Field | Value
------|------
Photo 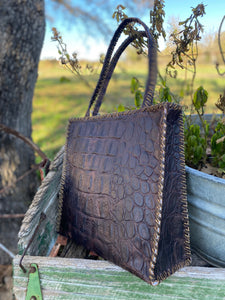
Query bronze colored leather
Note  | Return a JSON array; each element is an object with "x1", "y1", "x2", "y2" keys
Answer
[
  {"x1": 58, "y1": 104, "x2": 191, "y2": 284},
  {"x1": 57, "y1": 18, "x2": 191, "y2": 285}
]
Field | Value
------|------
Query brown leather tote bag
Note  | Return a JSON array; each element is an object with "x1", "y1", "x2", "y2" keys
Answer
[{"x1": 57, "y1": 17, "x2": 191, "y2": 285}]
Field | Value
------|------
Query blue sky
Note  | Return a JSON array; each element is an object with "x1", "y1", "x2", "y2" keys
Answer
[{"x1": 41, "y1": 0, "x2": 225, "y2": 60}]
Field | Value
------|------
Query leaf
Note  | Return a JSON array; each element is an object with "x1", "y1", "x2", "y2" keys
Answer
[
  {"x1": 179, "y1": 88, "x2": 184, "y2": 98},
  {"x1": 158, "y1": 72, "x2": 166, "y2": 86},
  {"x1": 179, "y1": 21, "x2": 186, "y2": 26},
  {"x1": 130, "y1": 77, "x2": 139, "y2": 94},
  {"x1": 193, "y1": 124, "x2": 200, "y2": 136},
  {"x1": 119, "y1": 4, "x2": 126, "y2": 10},
  {"x1": 159, "y1": 86, "x2": 172, "y2": 102},
  {"x1": 196, "y1": 145, "x2": 203, "y2": 160},
  {"x1": 188, "y1": 135, "x2": 197, "y2": 147},
  {"x1": 135, "y1": 91, "x2": 143, "y2": 108},
  {"x1": 221, "y1": 154, "x2": 225, "y2": 162},
  {"x1": 178, "y1": 54, "x2": 183, "y2": 63},
  {"x1": 165, "y1": 87, "x2": 172, "y2": 102},
  {"x1": 117, "y1": 104, "x2": 125, "y2": 112},
  {"x1": 193, "y1": 86, "x2": 208, "y2": 111},
  {"x1": 204, "y1": 121, "x2": 209, "y2": 136}
]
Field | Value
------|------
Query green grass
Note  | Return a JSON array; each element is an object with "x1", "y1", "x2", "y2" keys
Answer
[
  {"x1": 32, "y1": 59, "x2": 225, "y2": 160},
  {"x1": 158, "y1": 63, "x2": 225, "y2": 113}
]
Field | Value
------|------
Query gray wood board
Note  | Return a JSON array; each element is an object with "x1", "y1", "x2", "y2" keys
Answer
[{"x1": 13, "y1": 255, "x2": 225, "y2": 300}]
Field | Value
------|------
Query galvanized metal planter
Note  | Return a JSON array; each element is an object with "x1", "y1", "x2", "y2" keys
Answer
[
  {"x1": 186, "y1": 165, "x2": 225, "y2": 267},
  {"x1": 185, "y1": 113, "x2": 225, "y2": 267}
]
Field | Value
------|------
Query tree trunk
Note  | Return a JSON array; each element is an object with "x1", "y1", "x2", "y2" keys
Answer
[{"x1": 0, "y1": 0, "x2": 45, "y2": 264}]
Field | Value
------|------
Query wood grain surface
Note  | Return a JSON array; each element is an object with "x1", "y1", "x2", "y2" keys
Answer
[{"x1": 13, "y1": 255, "x2": 225, "y2": 300}]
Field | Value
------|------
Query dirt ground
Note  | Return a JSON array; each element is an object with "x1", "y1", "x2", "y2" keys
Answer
[{"x1": 0, "y1": 265, "x2": 14, "y2": 300}]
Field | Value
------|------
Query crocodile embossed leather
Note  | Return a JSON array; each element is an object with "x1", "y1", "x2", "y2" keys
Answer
[{"x1": 57, "y1": 18, "x2": 191, "y2": 285}]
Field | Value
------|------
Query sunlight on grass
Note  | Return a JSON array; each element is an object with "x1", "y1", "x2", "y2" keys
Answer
[{"x1": 32, "y1": 59, "x2": 225, "y2": 160}]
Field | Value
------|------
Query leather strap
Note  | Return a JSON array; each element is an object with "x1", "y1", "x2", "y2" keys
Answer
[
  {"x1": 92, "y1": 31, "x2": 147, "y2": 115},
  {"x1": 85, "y1": 17, "x2": 157, "y2": 117}
]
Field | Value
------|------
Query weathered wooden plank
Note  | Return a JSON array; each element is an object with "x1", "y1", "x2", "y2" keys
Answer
[
  {"x1": 17, "y1": 147, "x2": 64, "y2": 256},
  {"x1": 13, "y1": 256, "x2": 225, "y2": 300},
  {"x1": 17, "y1": 146, "x2": 87, "y2": 259}
]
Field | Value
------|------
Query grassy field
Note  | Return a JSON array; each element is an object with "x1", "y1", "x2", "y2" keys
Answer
[{"x1": 32, "y1": 57, "x2": 225, "y2": 160}]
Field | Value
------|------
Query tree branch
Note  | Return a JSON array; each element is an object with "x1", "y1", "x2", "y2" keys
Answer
[
  {"x1": 216, "y1": 15, "x2": 225, "y2": 76},
  {"x1": 0, "y1": 123, "x2": 48, "y2": 161}
]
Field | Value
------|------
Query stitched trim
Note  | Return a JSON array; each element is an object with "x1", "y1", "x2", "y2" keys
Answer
[
  {"x1": 149, "y1": 105, "x2": 192, "y2": 285},
  {"x1": 178, "y1": 112, "x2": 192, "y2": 261},
  {"x1": 148, "y1": 103, "x2": 168, "y2": 284},
  {"x1": 56, "y1": 122, "x2": 71, "y2": 232},
  {"x1": 68, "y1": 102, "x2": 182, "y2": 123}
]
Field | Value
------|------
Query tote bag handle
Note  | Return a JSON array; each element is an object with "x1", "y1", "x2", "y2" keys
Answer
[
  {"x1": 92, "y1": 31, "x2": 148, "y2": 115},
  {"x1": 85, "y1": 17, "x2": 157, "y2": 117}
]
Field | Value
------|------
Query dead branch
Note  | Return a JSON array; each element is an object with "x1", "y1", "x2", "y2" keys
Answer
[{"x1": 0, "y1": 123, "x2": 48, "y2": 161}]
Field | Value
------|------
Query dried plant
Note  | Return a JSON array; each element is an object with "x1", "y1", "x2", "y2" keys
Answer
[
  {"x1": 51, "y1": 27, "x2": 93, "y2": 89},
  {"x1": 166, "y1": 3, "x2": 206, "y2": 124},
  {"x1": 216, "y1": 90, "x2": 225, "y2": 114},
  {"x1": 216, "y1": 16, "x2": 225, "y2": 76},
  {"x1": 150, "y1": 0, "x2": 166, "y2": 46},
  {"x1": 112, "y1": 1, "x2": 166, "y2": 55}
]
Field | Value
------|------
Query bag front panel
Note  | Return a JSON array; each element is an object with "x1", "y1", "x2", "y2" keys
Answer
[{"x1": 59, "y1": 108, "x2": 165, "y2": 283}]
